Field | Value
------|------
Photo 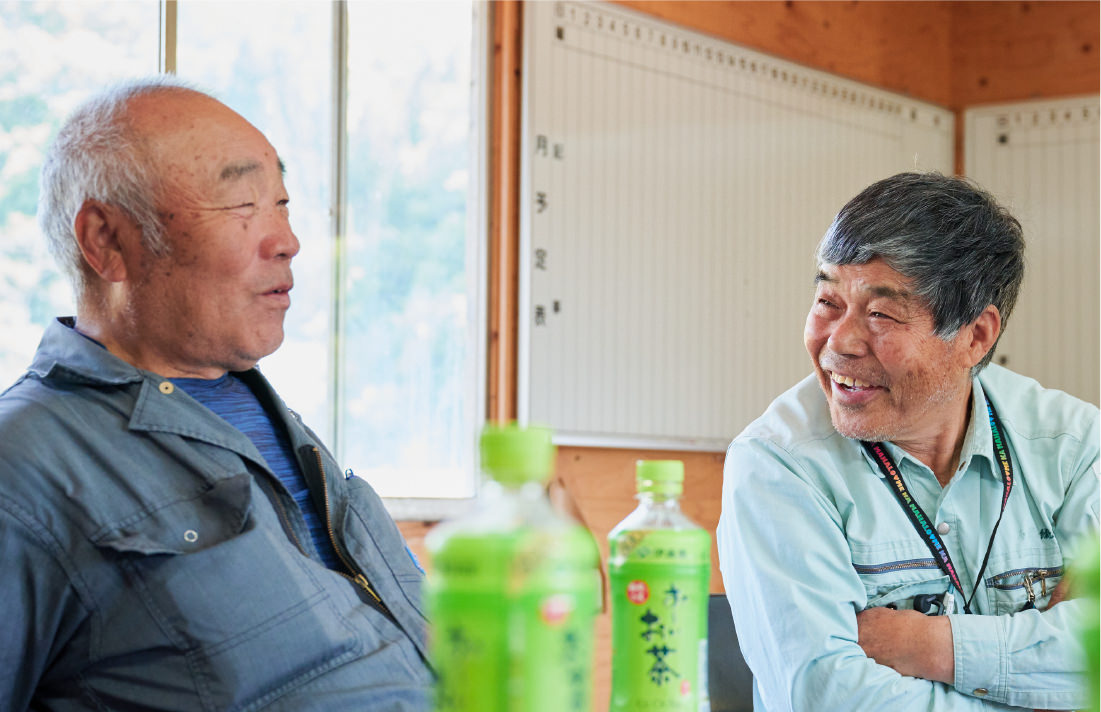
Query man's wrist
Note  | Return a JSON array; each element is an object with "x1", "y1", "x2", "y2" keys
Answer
[{"x1": 921, "y1": 614, "x2": 955, "y2": 685}]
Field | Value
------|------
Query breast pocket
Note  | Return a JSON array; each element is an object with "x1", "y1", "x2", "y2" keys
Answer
[
  {"x1": 851, "y1": 540, "x2": 950, "y2": 611},
  {"x1": 983, "y1": 545, "x2": 1065, "y2": 614},
  {"x1": 93, "y1": 473, "x2": 360, "y2": 711}
]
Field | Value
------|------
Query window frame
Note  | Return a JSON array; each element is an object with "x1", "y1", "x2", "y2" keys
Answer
[{"x1": 160, "y1": 0, "x2": 490, "y2": 519}]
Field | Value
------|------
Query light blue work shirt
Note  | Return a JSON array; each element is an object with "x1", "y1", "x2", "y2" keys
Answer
[{"x1": 717, "y1": 365, "x2": 1099, "y2": 711}]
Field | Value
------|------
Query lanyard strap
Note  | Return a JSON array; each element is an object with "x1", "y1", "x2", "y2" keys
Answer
[{"x1": 861, "y1": 402, "x2": 1013, "y2": 615}]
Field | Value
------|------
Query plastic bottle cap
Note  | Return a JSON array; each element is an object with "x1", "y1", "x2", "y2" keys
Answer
[
  {"x1": 635, "y1": 459, "x2": 684, "y2": 496},
  {"x1": 479, "y1": 423, "x2": 555, "y2": 485}
]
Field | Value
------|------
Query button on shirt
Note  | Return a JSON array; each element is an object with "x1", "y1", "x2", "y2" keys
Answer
[{"x1": 717, "y1": 365, "x2": 1099, "y2": 712}]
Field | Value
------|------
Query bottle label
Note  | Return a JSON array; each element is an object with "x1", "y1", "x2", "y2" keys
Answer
[
  {"x1": 609, "y1": 529, "x2": 711, "y2": 712},
  {"x1": 427, "y1": 530, "x2": 598, "y2": 712}
]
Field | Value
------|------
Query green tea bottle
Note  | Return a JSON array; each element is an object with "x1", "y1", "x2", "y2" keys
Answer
[
  {"x1": 1071, "y1": 534, "x2": 1100, "y2": 712},
  {"x1": 608, "y1": 460, "x2": 711, "y2": 712},
  {"x1": 424, "y1": 424, "x2": 600, "y2": 712}
]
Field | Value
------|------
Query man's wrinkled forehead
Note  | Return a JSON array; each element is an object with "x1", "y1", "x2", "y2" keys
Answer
[
  {"x1": 814, "y1": 262, "x2": 918, "y2": 304},
  {"x1": 128, "y1": 91, "x2": 284, "y2": 189}
]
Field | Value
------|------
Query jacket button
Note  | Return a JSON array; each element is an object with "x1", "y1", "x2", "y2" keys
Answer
[
  {"x1": 973, "y1": 688, "x2": 988, "y2": 697},
  {"x1": 936, "y1": 521, "x2": 950, "y2": 535},
  {"x1": 159, "y1": 381, "x2": 175, "y2": 395}
]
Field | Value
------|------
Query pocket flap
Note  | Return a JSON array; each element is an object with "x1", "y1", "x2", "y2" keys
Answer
[{"x1": 95, "y1": 474, "x2": 252, "y2": 556}]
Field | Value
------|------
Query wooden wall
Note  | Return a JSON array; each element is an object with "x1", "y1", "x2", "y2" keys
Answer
[
  {"x1": 951, "y1": 1, "x2": 1100, "y2": 107},
  {"x1": 399, "y1": 1, "x2": 1098, "y2": 707}
]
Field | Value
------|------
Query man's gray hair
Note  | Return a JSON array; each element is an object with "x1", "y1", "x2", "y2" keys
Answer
[
  {"x1": 816, "y1": 172, "x2": 1024, "y2": 373},
  {"x1": 37, "y1": 75, "x2": 198, "y2": 299}
]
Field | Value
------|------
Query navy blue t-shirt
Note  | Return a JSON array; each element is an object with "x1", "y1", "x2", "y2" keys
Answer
[{"x1": 172, "y1": 374, "x2": 343, "y2": 571}]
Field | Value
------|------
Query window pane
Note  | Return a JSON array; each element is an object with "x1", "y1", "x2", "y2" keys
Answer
[
  {"x1": 344, "y1": 2, "x2": 478, "y2": 498},
  {"x1": 176, "y1": 1, "x2": 335, "y2": 444},
  {"x1": 0, "y1": 1, "x2": 159, "y2": 388}
]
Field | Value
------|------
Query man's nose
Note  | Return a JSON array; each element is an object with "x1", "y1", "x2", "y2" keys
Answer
[
  {"x1": 265, "y1": 214, "x2": 300, "y2": 260},
  {"x1": 827, "y1": 310, "x2": 869, "y2": 357}
]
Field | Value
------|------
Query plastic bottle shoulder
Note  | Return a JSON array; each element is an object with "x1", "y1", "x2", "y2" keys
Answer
[
  {"x1": 426, "y1": 481, "x2": 600, "y2": 570},
  {"x1": 608, "y1": 498, "x2": 704, "y2": 537}
]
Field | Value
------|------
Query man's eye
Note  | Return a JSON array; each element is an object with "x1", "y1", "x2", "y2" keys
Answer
[{"x1": 870, "y1": 311, "x2": 894, "y2": 320}]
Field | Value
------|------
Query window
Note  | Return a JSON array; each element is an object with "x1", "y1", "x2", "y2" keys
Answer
[
  {"x1": 0, "y1": 1, "x2": 487, "y2": 513},
  {"x1": 0, "y1": 1, "x2": 159, "y2": 379}
]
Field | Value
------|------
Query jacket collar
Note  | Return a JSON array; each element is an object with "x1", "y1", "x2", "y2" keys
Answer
[
  {"x1": 31, "y1": 318, "x2": 269, "y2": 463},
  {"x1": 29, "y1": 317, "x2": 145, "y2": 386}
]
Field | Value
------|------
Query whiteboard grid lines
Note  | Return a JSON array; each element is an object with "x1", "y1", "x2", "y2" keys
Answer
[{"x1": 521, "y1": 1, "x2": 956, "y2": 448}]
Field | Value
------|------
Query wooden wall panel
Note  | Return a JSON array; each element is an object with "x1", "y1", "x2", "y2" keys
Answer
[
  {"x1": 951, "y1": 1, "x2": 1099, "y2": 108},
  {"x1": 612, "y1": 0, "x2": 955, "y2": 107}
]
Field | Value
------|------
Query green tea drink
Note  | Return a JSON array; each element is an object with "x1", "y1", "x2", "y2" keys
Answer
[
  {"x1": 609, "y1": 460, "x2": 711, "y2": 712},
  {"x1": 425, "y1": 424, "x2": 600, "y2": 712}
]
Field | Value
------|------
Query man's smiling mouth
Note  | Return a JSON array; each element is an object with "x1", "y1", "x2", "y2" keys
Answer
[{"x1": 828, "y1": 370, "x2": 881, "y2": 391}]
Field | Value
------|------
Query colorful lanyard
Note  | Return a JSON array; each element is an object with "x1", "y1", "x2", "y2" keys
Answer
[{"x1": 861, "y1": 402, "x2": 1013, "y2": 615}]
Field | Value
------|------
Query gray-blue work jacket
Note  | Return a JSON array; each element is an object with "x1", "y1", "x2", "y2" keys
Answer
[{"x1": 0, "y1": 318, "x2": 431, "y2": 711}]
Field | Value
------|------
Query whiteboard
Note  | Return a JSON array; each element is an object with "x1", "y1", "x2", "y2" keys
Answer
[
  {"x1": 519, "y1": 1, "x2": 954, "y2": 449},
  {"x1": 965, "y1": 96, "x2": 1101, "y2": 405}
]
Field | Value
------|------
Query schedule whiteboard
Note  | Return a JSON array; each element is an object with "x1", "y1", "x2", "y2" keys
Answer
[
  {"x1": 965, "y1": 96, "x2": 1101, "y2": 406},
  {"x1": 519, "y1": 1, "x2": 954, "y2": 449}
]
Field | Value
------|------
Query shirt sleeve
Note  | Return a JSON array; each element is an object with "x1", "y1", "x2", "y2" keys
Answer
[
  {"x1": 0, "y1": 498, "x2": 87, "y2": 712},
  {"x1": 951, "y1": 450, "x2": 1099, "y2": 710},
  {"x1": 717, "y1": 437, "x2": 1012, "y2": 712}
]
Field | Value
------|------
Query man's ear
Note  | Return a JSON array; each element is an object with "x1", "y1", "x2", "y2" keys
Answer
[
  {"x1": 964, "y1": 305, "x2": 1002, "y2": 368},
  {"x1": 73, "y1": 200, "x2": 134, "y2": 283}
]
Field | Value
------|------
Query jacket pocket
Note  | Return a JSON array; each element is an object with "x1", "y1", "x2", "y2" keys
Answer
[
  {"x1": 94, "y1": 471, "x2": 252, "y2": 557},
  {"x1": 92, "y1": 473, "x2": 360, "y2": 711},
  {"x1": 851, "y1": 540, "x2": 948, "y2": 610},
  {"x1": 984, "y1": 546, "x2": 1064, "y2": 614}
]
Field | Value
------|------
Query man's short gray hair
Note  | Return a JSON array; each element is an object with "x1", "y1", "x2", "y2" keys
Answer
[
  {"x1": 816, "y1": 172, "x2": 1024, "y2": 373},
  {"x1": 36, "y1": 75, "x2": 197, "y2": 299}
]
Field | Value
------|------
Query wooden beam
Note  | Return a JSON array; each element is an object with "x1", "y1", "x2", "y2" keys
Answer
[{"x1": 487, "y1": 0, "x2": 523, "y2": 424}]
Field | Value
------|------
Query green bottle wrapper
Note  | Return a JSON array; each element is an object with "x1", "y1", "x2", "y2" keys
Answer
[
  {"x1": 427, "y1": 525, "x2": 599, "y2": 712},
  {"x1": 609, "y1": 528, "x2": 711, "y2": 712}
]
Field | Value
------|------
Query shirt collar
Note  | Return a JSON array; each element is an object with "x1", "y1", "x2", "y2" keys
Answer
[{"x1": 959, "y1": 376, "x2": 999, "y2": 476}]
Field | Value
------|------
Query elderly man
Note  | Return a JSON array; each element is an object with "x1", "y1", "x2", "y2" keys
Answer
[
  {"x1": 0, "y1": 78, "x2": 431, "y2": 710},
  {"x1": 718, "y1": 172, "x2": 1098, "y2": 711}
]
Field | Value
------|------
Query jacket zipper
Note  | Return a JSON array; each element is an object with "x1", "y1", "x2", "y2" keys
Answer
[
  {"x1": 311, "y1": 446, "x2": 392, "y2": 618},
  {"x1": 989, "y1": 566, "x2": 1060, "y2": 591},
  {"x1": 853, "y1": 558, "x2": 940, "y2": 575},
  {"x1": 1022, "y1": 572, "x2": 1038, "y2": 608},
  {"x1": 1036, "y1": 569, "x2": 1050, "y2": 597}
]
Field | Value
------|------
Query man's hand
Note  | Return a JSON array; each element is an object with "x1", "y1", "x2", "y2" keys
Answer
[{"x1": 856, "y1": 607, "x2": 954, "y2": 684}]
